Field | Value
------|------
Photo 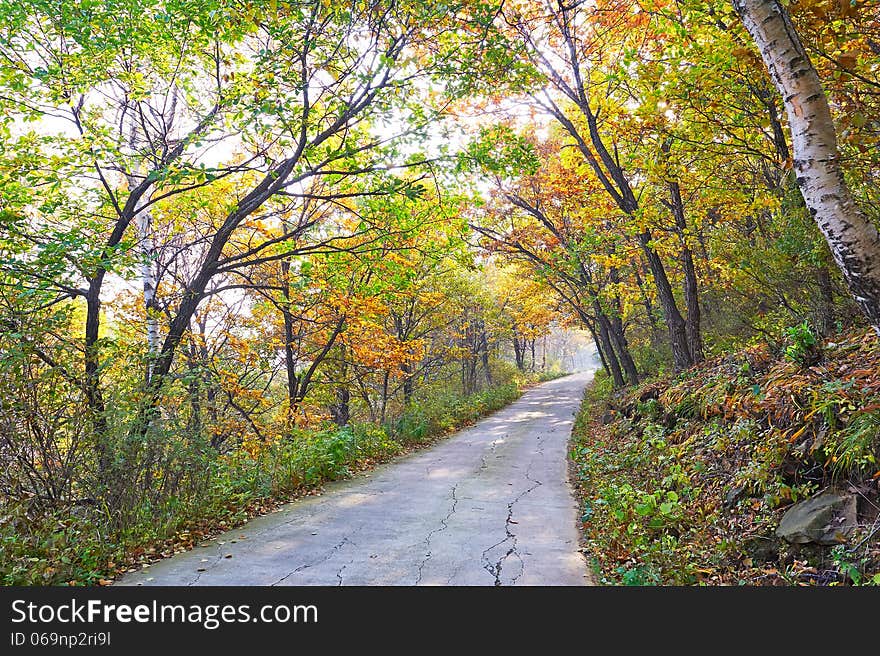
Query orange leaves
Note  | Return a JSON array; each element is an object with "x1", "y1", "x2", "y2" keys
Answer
[
  {"x1": 791, "y1": 0, "x2": 858, "y2": 23},
  {"x1": 353, "y1": 310, "x2": 425, "y2": 366},
  {"x1": 334, "y1": 294, "x2": 386, "y2": 320},
  {"x1": 344, "y1": 321, "x2": 426, "y2": 372},
  {"x1": 240, "y1": 218, "x2": 275, "y2": 239}
]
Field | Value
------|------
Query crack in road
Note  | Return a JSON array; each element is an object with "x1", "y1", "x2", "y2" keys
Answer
[
  {"x1": 415, "y1": 483, "x2": 459, "y2": 584},
  {"x1": 481, "y1": 442, "x2": 545, "y2": 586},
  {"x1": 187, "y1": 543, "x2": 224, "y2": 586},
  {"x1": 270, "y1": 533, "x2": 359, "y2": 586},
  {"x1": 336, "y1": 562, "x2": 352, "y2": 586}
]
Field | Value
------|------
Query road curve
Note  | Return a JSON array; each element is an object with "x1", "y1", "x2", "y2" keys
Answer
[{"x1": 117, "y1": 370, "x2": 596, "y2": 586}]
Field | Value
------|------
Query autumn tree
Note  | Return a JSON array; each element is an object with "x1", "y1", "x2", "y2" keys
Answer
[
  {"x1": 463, "y1": 125, "x2": 641, "y2": 387},
  {"x1": 733, "y1": 0, "x2": 880, "y2": 334},
  {"x1": 488, "y1": 0, "x2": 703, "y2": 370}
]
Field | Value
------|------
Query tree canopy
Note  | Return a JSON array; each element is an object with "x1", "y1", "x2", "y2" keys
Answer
[{"x1": 2, "y1": 0, "x2": 879, "y2": 586}]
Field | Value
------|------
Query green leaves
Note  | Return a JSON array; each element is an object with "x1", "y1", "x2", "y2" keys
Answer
[
  {"x1": 633, "y1": 490, "x2": 680, "y2": 519},
  {"x1": 403, "y1": 182, "x2": 426, "y2": 201},
  {"x1": 783, "y1": 321, "x2": 820, "y2": 367},
  {"x1": 458, "y1": 124, "x2": 540, "y2": 179}
]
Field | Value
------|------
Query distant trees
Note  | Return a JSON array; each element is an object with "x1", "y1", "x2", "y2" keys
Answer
[{"x1": 467, "y1": 131, "x2": 641, "y2": 387}]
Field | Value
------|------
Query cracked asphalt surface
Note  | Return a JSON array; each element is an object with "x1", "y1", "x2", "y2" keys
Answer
[{"x1": 116, "y1": 369, "x2": 596, "y2": 586}]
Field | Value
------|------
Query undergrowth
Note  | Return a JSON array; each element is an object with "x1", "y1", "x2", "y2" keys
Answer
[{"x1": 571, "y1": 328, "x2": 880, "y2": 586}]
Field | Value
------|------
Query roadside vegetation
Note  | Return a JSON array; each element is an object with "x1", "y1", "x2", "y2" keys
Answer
[
  {"x1": 571, "y1": 326, "x2": 880, "y2": 586},
  {"x1": 2, "y1": 365, "x2": 567, "y2": 585}
]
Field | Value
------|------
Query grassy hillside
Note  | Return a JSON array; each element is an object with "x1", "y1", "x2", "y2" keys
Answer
[{"x1": 570, "y1": 328, "x2": 880, "y2": 585}]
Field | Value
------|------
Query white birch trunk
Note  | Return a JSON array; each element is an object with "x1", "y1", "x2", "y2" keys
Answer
[
  {"x1": 128, "y1": 174, "x2": 159, "y2": 378},
  {"x1": 734, "y1": 0, "x2": 880, "y2": 334},
  {"x1": 138, "y1": 201, "x2": 159, "y2": 365}
]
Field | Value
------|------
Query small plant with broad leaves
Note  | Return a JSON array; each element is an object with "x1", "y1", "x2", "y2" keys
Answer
[{"x1": 783, "y1": 321, "x2": 821, "y2": 367}]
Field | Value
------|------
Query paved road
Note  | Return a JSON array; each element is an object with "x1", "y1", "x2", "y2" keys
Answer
[{"x1": 117, "y1": 370, "x2": 596, "y2": 586}]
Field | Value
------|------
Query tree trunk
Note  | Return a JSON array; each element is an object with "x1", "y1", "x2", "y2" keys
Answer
[
  {"x1": 396, "y1": 359, "x2": 410, "y2": 406},
  {"x1": 638, "y1": 231, "x2": 694, "y2": 370},
  {"x1": 633, "y1": 260, "x2": 659, "y2": 338},
  {"x1": 479, "y1": 323, "x2": 492, "y2": 386},
  {"x1": 682, "y1": 247, "x2": 704, "y2": 363},
  {"x1": 609, "y1": 315, "x2": 639, "y2": 385},
  {"x1": 331, "y1": 386, "x2": 350, "y2": 426},
  {"x1": 329, "y1": 350, "x2": 351, "y2": 426},
  {"x1": 734, "y1": 0, "x2": 880, "y2": 334},
  {"x1": 461, "y1": 318, "x2": 479, "y2": 395},
  {"x1": 195, "y1": 317, "x2": 221, "y2": 448},
  {"x1": 607, "y1": 268, "x2": 640, "y2": 384},
  {"x1": 584, "y1": 321, "x2": 611, "y2": 379},
  {"x1": 283, "y1": 308, "x2": 299, "y2": 423},
  {"x1": 379, "y1": 370, "x2": 389, "y2": 424},
  {"x1": 84, "y1": 277, "x2": 109, "y2": 477},
  {"x1": 668, "y1": 180, "x2": 704, "y2": 363},
  {"x1": 127, "y1": 176, "x2": 159, "y2": 382},
  {"x1": 138, "y1": 211, "x2": 159, "y2": 377},
  {"x1": 84, "y1": 279, "x2": 106, "y2": 421},
  {"x1": 594, "y1": 306, "x2": 625, "y2": 388},
  {"x1": 512, "y1": 332, "x2": 526, "y2": 372},
  {"x1": 280, "y1": 259, "x2": 299, "y2": 429},
  {"x1": 186, "y1": 333, "x2": 201, "y2": 434}
]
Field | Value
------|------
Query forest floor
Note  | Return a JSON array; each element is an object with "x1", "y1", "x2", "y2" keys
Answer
[
  {"x1": 116, "y1": 371, "x2": 596, "y2": 586},
  {"x1": 571, "y1": 327, "x2": 880, "y2": 585}
]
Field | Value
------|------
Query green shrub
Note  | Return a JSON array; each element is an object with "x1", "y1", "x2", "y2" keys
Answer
[
  {"x1": 391, "y1": 381, "x2": 521, "y2": 443},
  {"x1": 823, "y1": 408, "x2": 880, "y2": 475},
  {"x1": 783, "y1": 321, "x2": 821, "y2": 366}
]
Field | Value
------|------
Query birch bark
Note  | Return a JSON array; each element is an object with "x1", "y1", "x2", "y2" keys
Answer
[
  {"x1": 127, "y1": 177, "x2": 159, "y2": 380},
  {"x1": 734, "y1": 0, "x2": 880, "y2": 333}
]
